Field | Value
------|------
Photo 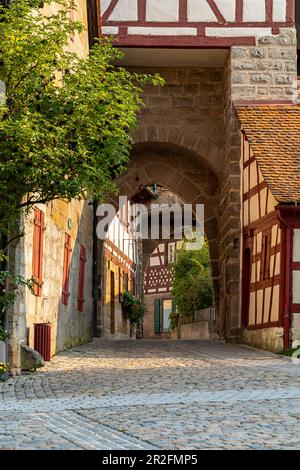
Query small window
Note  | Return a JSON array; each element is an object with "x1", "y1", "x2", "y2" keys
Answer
[
  {"x1": 168, "y1": 242, "x2": 176, "y2": 264},
  {"x1": 162, "y1": 299, "x2": 172, "y2": 332},
  {"x1": 260, "y1": 230, "x2": 271, "y2": 281}
]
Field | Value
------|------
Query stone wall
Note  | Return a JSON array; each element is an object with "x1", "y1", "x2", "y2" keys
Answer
[
  {"x1": 170, "y1": 308, "x2": 219, "y2": 341},
  {"x1": 8, "y1": 200, "x2": 93, "y2": 371},
  {"x1": 218, "y1": 53, "x2": 243, "y2": 340},
  {"x1": 242, "y1": 327, "x2": 284, "y2": 353},
  {"x1": 131, "y1": 66, "x2": 225, "y2": 177},
  {"x1": 230, "y1": 28, "x2": 297, "y2": 102}
]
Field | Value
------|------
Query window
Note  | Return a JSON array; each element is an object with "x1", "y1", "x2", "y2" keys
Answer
[
  {"x1": 260, "y1": 230, "x2": 271, "y2": 281},
  {"x1": 32, "y1": 208, "x2": 44, "y2": 297},
  {"x1": 62, "y1": 233, "x2": 72, "y2": 305},
  {"x1": 162, "y1": 299, "x2": 172, "y2": 332},
  {"x1": 110, "y1": 271, "x2": 115, "y2": 334},
  {"x1": 121, "y1": 202, "x2": 129, "y2": 226},
  {"x1": 168, "y1": 242, "x2": 176, "y2": 264},
  {"x1": 77, "y1": 245, "x2": 86, "y2": 312}
]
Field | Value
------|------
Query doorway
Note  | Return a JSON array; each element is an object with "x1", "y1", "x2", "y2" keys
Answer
[{"x1": 110, "y1": 270, "x2": 115, "y2": 334}]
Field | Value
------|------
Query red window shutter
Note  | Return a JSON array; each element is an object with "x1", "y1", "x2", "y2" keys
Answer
[
  {"x1": 32, "y1": 208, "x2": 44, "y2": 297},
  {"x1": 77, "y1": 245, "x2": 86, "y2": 312},
  {"x1": 62, "y1": 233, "x2": 72, "y2": 305}
]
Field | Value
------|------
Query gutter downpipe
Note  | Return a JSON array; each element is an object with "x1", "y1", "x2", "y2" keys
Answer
[{"x1": 276, "y1": 207, "x2": 291, "y2": 350}]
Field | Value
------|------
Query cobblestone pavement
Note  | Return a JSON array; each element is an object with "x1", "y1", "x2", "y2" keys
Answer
[{"x1": 1, "y1": 339, "x2": 300, "y2": 449}]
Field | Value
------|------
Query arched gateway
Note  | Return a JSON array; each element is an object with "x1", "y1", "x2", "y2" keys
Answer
[
  {"x1": 7, "y1": 1, "x2": 300, "y2": 372},
  {"x1": 95, "y1": 0, "x2": 300, "y2": 350}
]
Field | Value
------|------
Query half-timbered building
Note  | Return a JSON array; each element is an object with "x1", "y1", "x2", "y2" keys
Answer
[
  {"x1": 101, "y1": 200, "x2": 140, "y2": 338},
  {"x1": 143, "y1": 241, "x2": 180, "y2": 338},
  {"x1": 237, "y1": 105, "x2": 300, "y2": 351}
]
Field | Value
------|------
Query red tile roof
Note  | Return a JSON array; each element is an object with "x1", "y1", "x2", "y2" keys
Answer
[{"x1": 236, "y1": 104, "x2": 300, "y2": 203}]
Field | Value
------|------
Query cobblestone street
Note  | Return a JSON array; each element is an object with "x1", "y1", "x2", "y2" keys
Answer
[{"x1": 1, "y1": 339, "x2": 300, "y2": 450}]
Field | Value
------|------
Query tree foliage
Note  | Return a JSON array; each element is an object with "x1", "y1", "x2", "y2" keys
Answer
[
  {"x1": 0, "y1": 0, "x2": 162, "y2": 335},
  {"x1": 171, "y1": 241, "x2": 213, "y2": 323},
  {"x1": 0, "y1": 0, "x2": 162, "y2": 235}
]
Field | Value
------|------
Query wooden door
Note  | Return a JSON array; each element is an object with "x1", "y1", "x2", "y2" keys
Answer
[{"x1": 110, "y1": 271, "x2": 115, "y2": 334}]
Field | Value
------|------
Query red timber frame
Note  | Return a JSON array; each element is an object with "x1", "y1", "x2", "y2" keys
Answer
[
  {"x1": 101, "y1": 0, "x2": 295, "y2": 48},
  {"x1": 276, "y1": 205, "x2": 300, "y2": 349},
  {"x1": 242, "y1": 133, "x2": 281, "y2": 331},
  {"x1": 143, "y1": 242, "x2": 175, "y2": 295},
  {"x1": 104, "y1": 238, "x2": 136, "y2": 304}
]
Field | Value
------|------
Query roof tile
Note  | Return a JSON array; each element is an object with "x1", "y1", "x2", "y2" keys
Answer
[{"x1": 235, "y1": 104, "x2": 300, "y2": 203}]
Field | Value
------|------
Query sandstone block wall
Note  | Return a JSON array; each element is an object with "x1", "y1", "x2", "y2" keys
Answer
[
  {"x1": 230, "y1": 28, "x2": 297, "y2": 102},
  {"x1": 8, "y1": 200, "x2": 93, "y2": 370}
]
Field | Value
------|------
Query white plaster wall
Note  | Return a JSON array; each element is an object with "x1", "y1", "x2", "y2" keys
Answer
[
  {"x1": 273, "y1": 0, "x2": 287, "y2": 22},
  {"x1": 206, "y1": 27, "x2": 273, "y2": 37},
  {"x1": 294, "y1": 229, "x2": 300, "y2": 262},
  {"x1": 293, "y1": 271, "x2": 300, "y2": 304},
  {"x1": 101, "y1": 0, "x2": 111, "y2": 15},
  {"x1": 128, "y1": 27, "x2": 197, "y2": 36},
  {"x1": 243, "y1": 0, "x2": 266, "y2": 22},
  {"x1": 146, "y1": 0, "x2": 179, "y2": 22},
  {"x1": 110, "y1": 0, "x2": 138, "y2": 21},
  {"x1": 214, "y1": 0, "x2": 236, "y2": 22},
  {"x1": 187, "y1": 0, "x2": 217, "y2": 22}
]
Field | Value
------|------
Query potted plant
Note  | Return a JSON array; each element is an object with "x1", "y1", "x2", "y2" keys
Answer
[{"x1": 121, "y1": 291, "x2": 146, "y2": 338}]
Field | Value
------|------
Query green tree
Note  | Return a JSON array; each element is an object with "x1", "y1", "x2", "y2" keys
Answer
[
  {"x1": 171, "y1": 241, "x2": 213, "y2": 326},
  {"x1": 0, "y1": 0, "x2": 162, "y2": 332},
  {"x1": 0, "y1": 0, "x2": 161, "y2": 235}
]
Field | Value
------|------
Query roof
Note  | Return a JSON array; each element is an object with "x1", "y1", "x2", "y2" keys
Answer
[{"x1": 235, "y1": 104, "x2": 300, "y2": 203}]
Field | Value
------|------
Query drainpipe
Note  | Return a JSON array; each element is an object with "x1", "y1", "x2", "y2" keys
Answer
[
  {"x1": 276, "y1": 207, "x2": 292, "y2": 350},
  {"x1": 284, "y1": 227, "x2": 292, "y2": 350}
]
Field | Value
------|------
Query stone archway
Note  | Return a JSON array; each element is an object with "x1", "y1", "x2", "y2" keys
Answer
[{"x1": 114, "y1": 142, "x2": 221, "y2": 320}]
